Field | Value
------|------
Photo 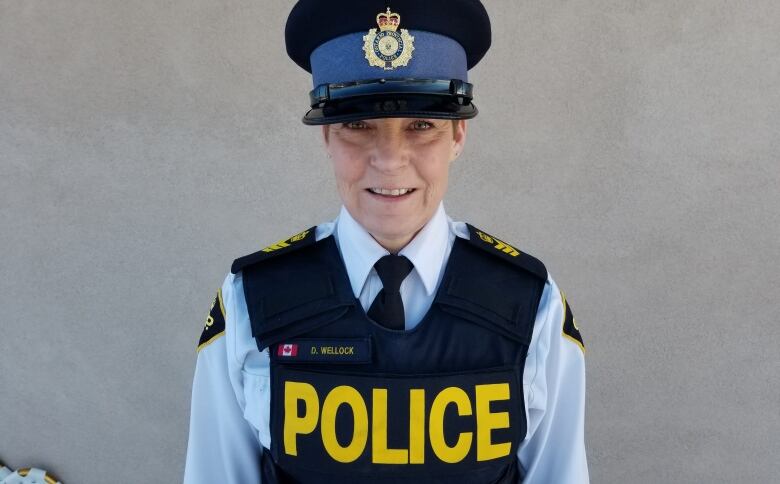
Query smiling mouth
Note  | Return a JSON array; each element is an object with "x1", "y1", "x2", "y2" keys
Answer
[{"x1": 366, "y1": 188, "x2": 416, "y2": 197}]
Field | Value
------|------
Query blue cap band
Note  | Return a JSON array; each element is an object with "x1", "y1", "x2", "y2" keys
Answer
[{"x1": 310, "y1": 30, "x2": 468, "y2": 87}]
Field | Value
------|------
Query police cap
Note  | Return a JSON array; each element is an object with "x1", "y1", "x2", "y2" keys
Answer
[{"x1": 285, "y1": 0, "x2": 492, "y2": 125}]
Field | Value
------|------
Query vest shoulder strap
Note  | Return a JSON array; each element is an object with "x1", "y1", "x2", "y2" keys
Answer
[
  {"x1": 231, "y1": 226, "x2": 317, "y2": 274},
  {"x1": 464, "y1": 223, "x2": 548, "y2": 281},
  {"x1": 237, "y1": 234, "x2": 355, "y2": 351}
]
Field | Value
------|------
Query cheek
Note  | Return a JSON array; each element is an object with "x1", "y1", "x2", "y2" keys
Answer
[
  {"x1": 417, "y1": 154, "x2": 451, "y2": 198},
  {"x1": 331, "y1": 155, "x2": 366, "y2": 195},
  {"x1": 425, "y1": 170, "x2": 449, "y2": 203}
]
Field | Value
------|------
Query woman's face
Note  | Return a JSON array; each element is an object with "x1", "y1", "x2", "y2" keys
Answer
[{"x1": 323, "y1": 117, "x2": 466, "y2": 251}]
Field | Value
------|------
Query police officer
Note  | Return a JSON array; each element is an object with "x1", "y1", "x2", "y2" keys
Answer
[{"x1": 184, "y1": 1, "x2": 588, "y2": 482}]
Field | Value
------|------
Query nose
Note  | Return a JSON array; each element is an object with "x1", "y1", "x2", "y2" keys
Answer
[{"x1": 370, "y1": 129, "x2": 409, "y2": 173}]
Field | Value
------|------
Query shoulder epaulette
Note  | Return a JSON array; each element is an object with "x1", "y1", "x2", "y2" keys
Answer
[
  {"x1": 464, "y1": 223, "x2": 548, "y2": 280},
  {"x1": 231, "y1": 226, "x2": 317, "y2": 274}
]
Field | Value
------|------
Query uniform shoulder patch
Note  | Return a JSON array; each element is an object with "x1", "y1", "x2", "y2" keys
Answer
[
  {"x1": 561, "y1": 291, "x2": 585, "y2": 354},
  {"x1": 464, "y1": 223, "x2": 548, "y2": 280},
  {"x1": 197, "y1": 288, "x2": 226, "y2": 352},
  {"x1": 231, "y1": 227, "x2": 317, "y2": 274}
]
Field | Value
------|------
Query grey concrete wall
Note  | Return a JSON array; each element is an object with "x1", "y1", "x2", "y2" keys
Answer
[{"x1": 1, "y1": 1, "x2": 778, "y2": 482}]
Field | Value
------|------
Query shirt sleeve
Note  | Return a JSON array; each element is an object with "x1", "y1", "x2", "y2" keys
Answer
[
  {"x1": 183, "y1": 273, "x2": 264, "y2": 484},
  {"x1": 517, "y1": 275, "x2": 589, "y2": 483}
]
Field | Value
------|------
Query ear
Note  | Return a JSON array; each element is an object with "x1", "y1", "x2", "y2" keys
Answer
[
  {"x1": 452, "y1": 119, "x2": 467, "y2": 159},
  {"x1": 321, "y1": 125, "x2": 335, "y2": 159}
]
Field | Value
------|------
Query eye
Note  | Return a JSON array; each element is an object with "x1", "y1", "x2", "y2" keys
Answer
[
  {"x1": 344, "y1": 121, "x2": 368, "y2": 129},
  {"x1": 410, "y1": 120, "x2": 434, "y2": 131}
]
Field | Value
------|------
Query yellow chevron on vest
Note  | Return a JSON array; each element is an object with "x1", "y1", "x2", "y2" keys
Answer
[
  {"x1": 475, "y1": 230, "x2": 519, "y2": 257},
  {"x1": 262, "y1": 229, "x2": 311, "y2": 253}
]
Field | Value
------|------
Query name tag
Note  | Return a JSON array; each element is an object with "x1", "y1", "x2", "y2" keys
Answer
[{"x1": 272, "y1": 338, "x2": 372, "y2": 364}]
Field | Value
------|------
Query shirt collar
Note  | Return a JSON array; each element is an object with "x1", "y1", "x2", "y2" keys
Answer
[
  {"x1": 398, "y1": 203, "x2": 449, "y2": 296},
  {"x1": 334, "y1": 202, "x2": 450, "y2": 298}
]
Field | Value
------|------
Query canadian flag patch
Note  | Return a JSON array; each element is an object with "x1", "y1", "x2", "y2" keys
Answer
[{"x1": 277, "y1": 343, "x2": 298, "y2": 357}]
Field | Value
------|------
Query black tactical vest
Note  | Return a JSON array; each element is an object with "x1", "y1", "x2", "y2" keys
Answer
[{"x1": 231, "y1": 224, "x2": 547, "y2": 484}]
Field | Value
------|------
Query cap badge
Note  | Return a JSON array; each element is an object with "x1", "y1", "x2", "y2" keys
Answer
[{"x1": 362, "y1": 8, "x2": 415, "y2": 70}]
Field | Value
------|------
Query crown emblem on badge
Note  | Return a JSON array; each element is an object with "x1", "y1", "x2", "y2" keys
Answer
[
  {"x1": 376, "y1": 9, "x2": 401, "y2": 31},
  {"x1": 363, "y1": 8, "x2": 415, "y2": 70}
]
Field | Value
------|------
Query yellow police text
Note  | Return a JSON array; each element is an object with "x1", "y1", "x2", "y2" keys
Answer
[{"x1": 283, "y1": 381, "x2": 512, "y2": 464}]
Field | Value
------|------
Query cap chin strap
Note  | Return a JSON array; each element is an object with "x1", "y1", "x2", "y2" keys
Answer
[{"x1": 309, "y1": 78, "x2": 473, "y2": 108}]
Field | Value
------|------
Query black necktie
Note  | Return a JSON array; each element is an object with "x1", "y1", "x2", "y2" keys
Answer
[{"x1": 367, "y1": 255, "x2": 414, "y2": 330}]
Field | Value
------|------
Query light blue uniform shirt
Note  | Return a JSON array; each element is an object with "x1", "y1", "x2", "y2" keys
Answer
[{"x1": 184, "y1": 203, "x2": 589, "y2": 483}]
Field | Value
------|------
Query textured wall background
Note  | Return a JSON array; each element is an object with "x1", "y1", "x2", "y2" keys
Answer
[{"x1": 1, "y1": 1, "x2": 778, "y2": 482}]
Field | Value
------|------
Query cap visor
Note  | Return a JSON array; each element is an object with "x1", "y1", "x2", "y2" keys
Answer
[{"x1": 302, "y1": 94, "x2": 478, "y2": 125}]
